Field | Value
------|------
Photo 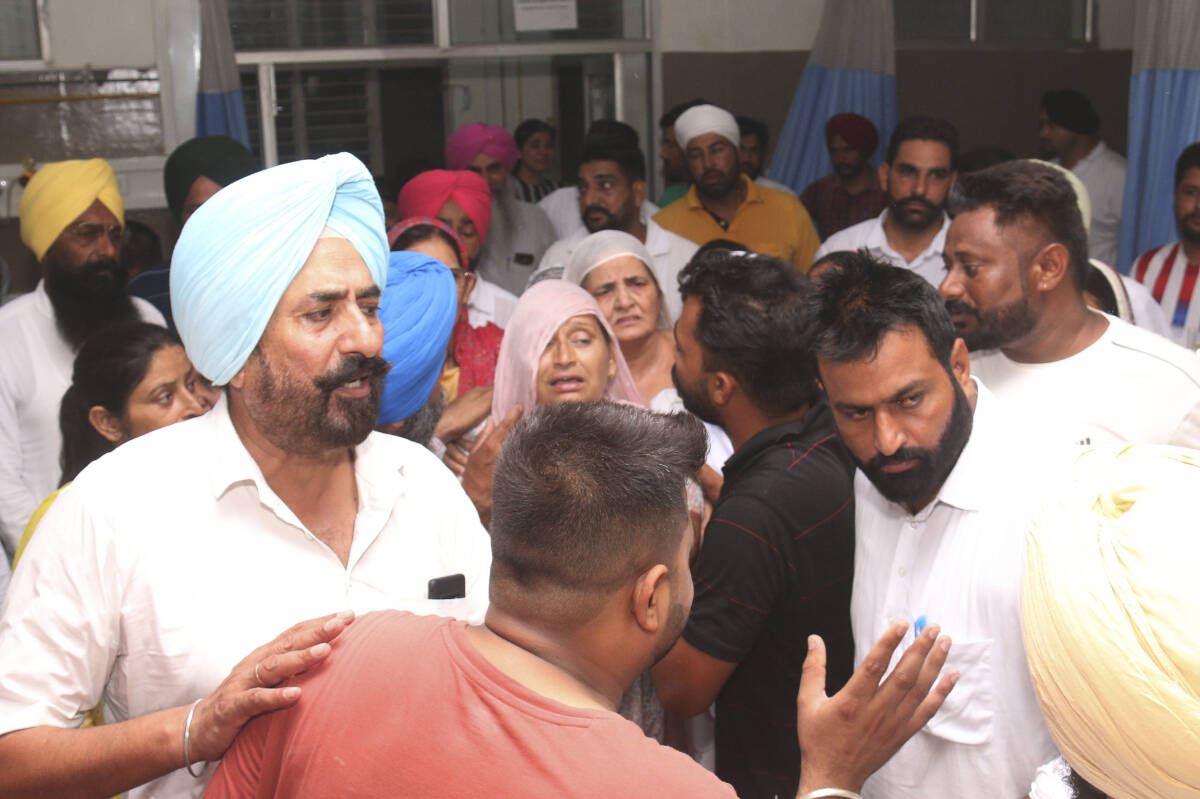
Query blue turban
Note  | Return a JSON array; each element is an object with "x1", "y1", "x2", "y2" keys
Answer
[
  {"x1": 378, "y1": 251, "x2": 458, "y2": 425},
  {"x1": 170, "y1": 152, "x2": 388, "y2": 385}
]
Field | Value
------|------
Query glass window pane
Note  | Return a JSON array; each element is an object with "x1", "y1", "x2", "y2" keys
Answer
[
  {"x1": 240, "y1": 67, "x2": 371, "y2": 166},
  {"x1": 0, "y1": 69, "x2": 162, "y2": 161},
  {"x1": 452, "y1": 0, "x2": 645, "y2": 45},
  {"x1": 229, "y1": 0, "x2": 434, "y2": 50},
  {"x1": 894, "y1": 0, "x2": 970, "y2": 43},
  {"x1": 983, "y1": 0, "x2": 1087, "y2": 42},
  {"x1": 0, "y1": 0, "x2": 40, "y2": 60}
]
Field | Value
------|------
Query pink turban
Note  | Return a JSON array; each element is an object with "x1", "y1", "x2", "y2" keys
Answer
[
  {"x1": 825, "y1": 113, "x2": 879, "y2": 158},
  {"x1": 396, "y1": 169, "x2": 492, "y2": 244},
  {"x1": 444, "y1": 123, "x2": 520, "y2": 172}
]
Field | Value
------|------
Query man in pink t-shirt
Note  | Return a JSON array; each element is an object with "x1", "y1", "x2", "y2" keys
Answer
[{"x1": 207, "y1": 403, "x2": 957, "y2": 799}]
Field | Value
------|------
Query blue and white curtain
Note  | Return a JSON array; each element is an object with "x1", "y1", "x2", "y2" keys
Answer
[
  {"x1": 196, "y1": 0, "x2": 250, "y2": 146},
  {"x1": 767, "y1": 0, "x2": 897, "y2": 195},
  {"x1": 1117, "y1": 1, "x2": 1200, "y2": 271}
]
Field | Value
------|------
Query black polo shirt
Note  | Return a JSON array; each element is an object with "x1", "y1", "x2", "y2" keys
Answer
[{"x1": 683, "y1": 400, "x2": 856, "y2": 799}]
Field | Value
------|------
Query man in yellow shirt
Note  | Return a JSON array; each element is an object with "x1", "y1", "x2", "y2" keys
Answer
[{"x1": 654, "y1": 104, "x2": 820, "y2": 272}]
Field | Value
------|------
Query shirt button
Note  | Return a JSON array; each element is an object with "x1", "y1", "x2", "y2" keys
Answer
[{"x1": 898, "y1": 567, "x2": 907, "y2": 577}]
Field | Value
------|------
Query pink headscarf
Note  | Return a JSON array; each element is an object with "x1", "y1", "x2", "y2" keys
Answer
[
  {"x1": 396, "y1": 169, "x2": 492, "y2": 244},
  {"x1": 445, "y1": 123, "x2": 520, "y2": 172},
  {"x1": 492, "y1": 280, "x2": 642, "y2": 419}
]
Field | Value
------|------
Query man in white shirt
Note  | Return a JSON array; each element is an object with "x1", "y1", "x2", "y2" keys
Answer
[
  {"x1": 1039, "y1": 89, "x2": 1126, "y2": 266},
  {"x1": 816, "y1": 116, "x2": 959, "y2": 285},
  {"x1": 537, "y1": 144, "x2": 697, "y2": 319},
  {"x1": 735, "y1": 115, "x2": 797, "y2": 197},
  {"x1": 0, "y1": 159, "x2": 164, "y2": 555},
  {"x1": 0, "y1": 153, "x2": 492, "y2": 798},
  {"x1": 806, "y1": 253, "x2": 1058, "y2": 799},
  {"x1": 1130, "y1": 141, "x2": 1200, "y2": 346},
  {"x1": 941, "y1": 159, "x2": 1200, "y2": 449}
]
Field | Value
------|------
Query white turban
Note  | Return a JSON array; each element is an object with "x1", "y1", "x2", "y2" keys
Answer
[
  {"x1": 564, "y1": 230, "x2": 669, "y2": 329},
  {"x1": 674, "y1": 104, "x2": 740, "y2": 150},
  {"x1": 1022, "y1": 444, "x2": 1200, "y2": 799},
  {"x1": 170, "y1": 152, "x2": 388, "y2": 385}
]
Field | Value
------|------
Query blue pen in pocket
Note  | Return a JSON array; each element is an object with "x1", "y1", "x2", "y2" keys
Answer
[{"x1": 913, "y1": 614, "x2": 928, "y2": 637}]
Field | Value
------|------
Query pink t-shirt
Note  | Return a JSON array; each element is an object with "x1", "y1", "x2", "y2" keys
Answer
[{"x1": 206, "y1": 611, "x2": 734, "y2": 798}]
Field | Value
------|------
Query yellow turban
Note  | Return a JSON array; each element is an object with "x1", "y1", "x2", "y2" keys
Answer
[
  {"x1": 19, "y1": 159, "x2": 124, "y2": 261},
  {"x1": 1022, "y1": 444, "x2": 1200, "y2": 799}
]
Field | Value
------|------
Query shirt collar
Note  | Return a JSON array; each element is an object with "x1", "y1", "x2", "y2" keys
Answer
[
  {"x1": 723, "y1": 400, "x2": 837, "y2": 480},
  {"x1": 919, "y1": 377, "x2": 996, "y2": 516},
  {"x1": 865, "y1": 209, "x2": 951, "y2": 263}
]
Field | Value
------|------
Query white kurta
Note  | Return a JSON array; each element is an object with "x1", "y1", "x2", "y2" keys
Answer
[
  {"x1": 537, "y1": 185, "x2": 660, "y2": 240},
  {"x1": 815, "y1": 209, "x2": 951, "y2": 287},
  {"x1": 971, "y1": 313, "x2": 1200, "y2": 449},
  {"x1": 1069, "y1": 141, "x2": 1126, "y2": 267},
  {"x1": 0, "y1": 281, "x2": 163, "y2": 555},
  {"x1": 0, "y1": 397, "x2": 492, "y2": 798},
  {"x1": 853, "y1": 381, "x2": 1058, "y2": 799}
]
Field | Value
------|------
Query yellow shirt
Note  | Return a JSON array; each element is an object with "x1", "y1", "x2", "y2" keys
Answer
[
  {"x1": 653, "y1": 176, "x2": 821, "y2": 272},
  {"x1": 438, "y1": 363, "x2": 461, "y2": 401}
]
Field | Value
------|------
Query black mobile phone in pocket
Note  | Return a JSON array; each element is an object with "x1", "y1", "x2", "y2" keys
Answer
[{"x1": 428, "y1": 573, "x2": 466, "y2": 599}]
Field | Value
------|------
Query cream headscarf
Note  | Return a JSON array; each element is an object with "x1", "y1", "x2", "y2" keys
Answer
[
  {"x1": 564, "y1": 230, "x2": 670, "y2": 330},
  {"x1": 1022, "y1": 444, "x2": 1200, "y2": 799}
]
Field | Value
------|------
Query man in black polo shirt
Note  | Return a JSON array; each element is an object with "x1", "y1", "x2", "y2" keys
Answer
[{"x1": 654, "y1": 248, "x2": 856, "y2": 799}]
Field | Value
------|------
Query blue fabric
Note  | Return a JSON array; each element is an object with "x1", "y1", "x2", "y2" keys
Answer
[
  {"x1": 1118, "y1": 68, "x2": 1200, "y2": 271},
  {"x1": 126, "y1": 260, "x2": 174, "y2": 330},
  {"x1": 378, "y1": 252, "x2": 458, "y2": 425},
  {"x1": 767, "y1": 65, "x2": 897, "y2": 198},
  {"x1": 170, "y1": 152, "x2": 388, "y2": 385},
  {"x1": 196, "y1": 89, "x2": 251, "y2": 149}
]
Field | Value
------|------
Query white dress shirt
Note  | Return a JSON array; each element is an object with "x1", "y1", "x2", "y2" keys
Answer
[
  {"x1": 0, "y1": 397, "x2": 492, "y2": 798},
  {"x1": 815, "y1": 209, "x2": 951, "y2": 287},
  {"x1": 1068, "y1": 141, "x2": 1126, "y2": 267},
  {"x1": 853, "y1": 381, "x2": 1058, "y2": 799},
  {"x1": 538, "y1": 185, "x2": 660, "y2": 240},
  {"x1": 466, "y1": 276, "x2": 518, "y2": 330},
  {"x1": 971, "y1": 313, "x2": 1200, "y2": 449},
  {"x1": 538, "y1": 214, "x2": 699, "y2": 321},
  {"x1": 0, "y1": 281, "x2": 163, "y2": 555}
]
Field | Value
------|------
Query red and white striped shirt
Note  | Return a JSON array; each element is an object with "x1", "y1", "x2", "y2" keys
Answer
[{"x1": 1133, "y1": 242, "x2": 1200, "y2": 347}]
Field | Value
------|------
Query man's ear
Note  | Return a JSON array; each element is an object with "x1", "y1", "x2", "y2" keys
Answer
[
  {"x1": 88, "y1": 405, "x2": 127, "y2": 445},
  {"x1": 708, "y1": 371, "x2": 739, "y2": 408},
  {"x1": 632, "y1": 179, "x2": 648, "y2": 209},
  {"x1": 949, "y1": 337, "x2": 972, "y2": 394},
  {"x1": 1028, "y1": 241, "x2": 1072, "y2": 295},
  {"x1": 631, "y1": 564, "x2": 671, "y2": 634}
]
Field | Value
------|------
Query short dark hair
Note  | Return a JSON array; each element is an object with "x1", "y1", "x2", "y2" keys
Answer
[
  {"x1": 956, "y1": 147, "x2": 1016, "y2": 174},
  {"x1": 490, "y1": 402, "x2": 707, "y2": 627},
  {"x1": 886, "y1": 115, "x2": 959, "y2": 168},
  {"x1": 810, "y1": 249, "x2": 862, "y2": 273},
  {"x1": 736, "y1": 115, "x2": 769, "y2": 151},
  {"x1": 59, "y1": 321, "x2": 181, "y2": 485},
  {"x1": 678, "y1": 249, "x2": 819, "y2": 414},
  {"x1": 660, "y1": 99, "x2": 709, "y2": 130},
  {"x1": 1176, "y1": 142, "x2": 1200, "y2": 188},
  {"x1": 948, "y1": 160, "x2": 1089, "y2": 287},
  {"x1": 514, "y1": 118, "x2": 555, "y2": 149},
  {"x1": 390, "y1": 223, "x2": 464, "y2": 270},
  {"x1": 694, "y1": 238, "x2": 749, "y2": 256},
  {"x1": 585, "y1": 119, "x2": 640, "y2": 149},
  {"x1": 804, "y1": 251, "x2": 957, "y2": 371},
  {"x1": 578, "y1": 144, "x2": 646, "y2": 184}
]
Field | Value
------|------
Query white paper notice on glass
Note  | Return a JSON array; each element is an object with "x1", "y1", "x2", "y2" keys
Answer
[{"x1": 513, "y1": 0, "x2": 578, "y2": 32}]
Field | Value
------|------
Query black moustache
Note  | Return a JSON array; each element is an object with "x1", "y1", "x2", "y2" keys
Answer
[
  {"x1": 943, "y1": 299, "x2": 979, "y2": 319},
  {"x1": 314, "y1": 355, "x2": 391, "y2": 392}
]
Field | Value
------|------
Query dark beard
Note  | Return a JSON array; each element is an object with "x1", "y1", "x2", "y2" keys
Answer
[
  {"x1": 1178, "y1": 213, "x2": 1200, "y2": 245},
  {"x1": 856, "y1": 376, "x2": 973, "y2": 510},
  {"x1": 695, "y1": 168, "x2": 741, "y2": 202},
  {"x1": 582, "y1": 203, "x2": 637, "y2": 234},
  {"x1": 672, "y1": 364, "x2": 721, "y2": 425},
  {"x1": 887, "y1": 194, "x2": 942, "y2": 232},
  {"x1": 946, "y1": 295, "x2": 1037, "y2": 352},
  {"x1": 43, "y1": 255, "x2": 138, "y2": 350},
  {"x1": 249, "y1": 350, "x2": 391, "y2": 456}
]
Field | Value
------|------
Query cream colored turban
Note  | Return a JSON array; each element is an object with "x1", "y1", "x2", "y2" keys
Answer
[
  {"x1": 1028, "y1": 158, "x2": 1092, "y2": 233},
  {"x1": 19, "y1": 159, "x2": 124, "y2": 261},
  {"x1": 674, "y1": 104, "x2": 740, "y2": 150},
  {"x1": 1022, "y1": 444, "x2": 1200, "y2": 799}
]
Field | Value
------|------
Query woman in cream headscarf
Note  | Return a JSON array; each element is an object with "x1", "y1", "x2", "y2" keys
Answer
[{"x1": 1023, "y1": 444, "x2": 1200, "y2": 799}]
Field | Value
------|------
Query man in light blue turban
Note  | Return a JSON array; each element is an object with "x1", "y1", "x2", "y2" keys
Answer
[
  {"x1": 0, "y1": 153, "x2": 493, "y2": 798},
  {"x1": 377, "y1": 251, "x2": 458, "y2": 445}
]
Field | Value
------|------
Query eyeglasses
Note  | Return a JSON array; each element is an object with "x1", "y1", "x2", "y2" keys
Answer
[{"x1": 67, "y1": 222, "x2": 123, "y2": 246}]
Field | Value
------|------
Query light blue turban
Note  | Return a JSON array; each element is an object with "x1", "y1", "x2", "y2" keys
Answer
[
  {"x1": 170, "y1": 152, "x2": 388, "y2": 385},
  {"x1": 378, "y1": 251, "x2": 458, "y2": 425}
]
